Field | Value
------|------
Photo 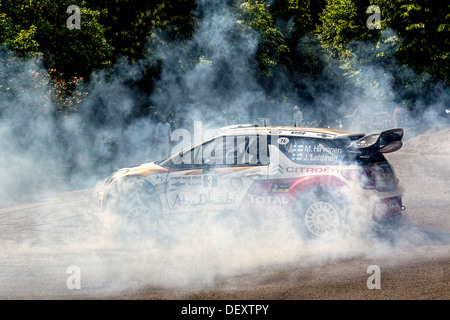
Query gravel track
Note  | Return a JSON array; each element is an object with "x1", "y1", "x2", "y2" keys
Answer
[{"x1": 0, "y1": 152, "x2": 448, "y2": 300}]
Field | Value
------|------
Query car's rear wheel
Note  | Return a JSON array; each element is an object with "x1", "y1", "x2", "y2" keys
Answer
[{"x1": 293, "y1": 187, "x2": 348, "y2": 239}]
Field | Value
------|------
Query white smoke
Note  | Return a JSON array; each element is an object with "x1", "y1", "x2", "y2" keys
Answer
[{"x1": 0, "y1": 1, "x2": 449, "y2": 299}]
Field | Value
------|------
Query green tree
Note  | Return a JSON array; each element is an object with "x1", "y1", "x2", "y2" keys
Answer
[
  {"x1": 238, "y1": 0, "x2": 289, "y2": 77},
  {"x1": 269, "y1": 0, "x2": 325, "y2": 79},
  {"x1": 0, "y1": 0, "x2": 114, "y2": 80},
  {"x1": 377, "y1": 0, "x2": 450, "y2": 84},
  {"x1": 316, "y1": 0, "x2": 449, "y2": 85},
  {"x1": 316, "y1": 0, "x2": 376, "y2": 56},
  {"x1": 91, "y1": 0, "x2": 196, "y2": 63},
  {"x1": 0, "y1": 12, "x2": 40, "y2": 56}
]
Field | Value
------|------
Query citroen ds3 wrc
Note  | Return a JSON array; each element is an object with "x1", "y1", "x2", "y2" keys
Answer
[{"x1": 98, "y1": 125, "x2": 405, "y2": 239}]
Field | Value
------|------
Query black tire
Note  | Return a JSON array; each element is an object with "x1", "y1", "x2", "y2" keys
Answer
[
  {"x1": 106, "y1": 177, "x2": 164, "y2": 241},
  {"x1": 292, "y1": 187, "x2": 348, "y2": 239}
]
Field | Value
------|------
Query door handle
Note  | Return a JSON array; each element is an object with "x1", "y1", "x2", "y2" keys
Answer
[{"x1": 245, "y1": 173, "x2": 261, "y2": 179}]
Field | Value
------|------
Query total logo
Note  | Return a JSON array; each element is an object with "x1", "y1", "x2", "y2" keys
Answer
[{"x1": 249, "y1": 194, "x2": 289, "y2": 205}]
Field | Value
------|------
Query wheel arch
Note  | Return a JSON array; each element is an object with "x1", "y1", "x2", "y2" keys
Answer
[
  {"x1": 289, "y1": 175, "x2": 349, "y2": 201},
  {"x1": 294, "y1": 185, "x2": 350, "y2": 206},
  {"x1": 102, "y1": 174, "x2": 160, "y2": 210}
]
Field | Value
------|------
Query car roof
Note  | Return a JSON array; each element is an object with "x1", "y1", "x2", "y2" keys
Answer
[{"x1": 219, "y1": 124, "x2": 365, "y2": 140}]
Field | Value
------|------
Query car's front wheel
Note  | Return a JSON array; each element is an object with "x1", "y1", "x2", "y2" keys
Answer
[
  {"x1": 106, "y1": 178, "x2": 163, "y2": 241},
  {"x1": 292, "y1": 187, "x2": 348, "y2": 239}
]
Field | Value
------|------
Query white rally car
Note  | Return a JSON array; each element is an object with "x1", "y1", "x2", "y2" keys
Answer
[{"x1": 98, "y1": 125, "x2": 405, "y2": 239}]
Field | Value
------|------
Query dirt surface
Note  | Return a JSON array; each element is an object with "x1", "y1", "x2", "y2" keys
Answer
[
  {"x1": 0, "y1": 133, "x2": 449, "y2": 300},
  {"x1": 402, "y1": 127, "x2": 450, "y2": 155}
]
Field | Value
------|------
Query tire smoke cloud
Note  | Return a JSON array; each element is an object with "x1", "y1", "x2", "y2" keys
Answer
[{"x1": 0, "y1": 0, "x2": 449, "y2": 298}]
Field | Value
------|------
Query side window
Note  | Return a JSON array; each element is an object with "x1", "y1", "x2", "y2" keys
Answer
[
  {"x1": 235, "y1": 135, "x2": 270, "y2": 166},
  {"x1": 202, "y1": 136, "x2": 237, "y2": 165},
  {"x1": 236, "y1": 136, "x2": 258, "y2": 165},
  {"x1": 205, "y1": 135, "x2": 270, "y2": 167},
  {"x1": 168, "y1": 135, "x2": 270, "y2": 169},
  {"x1": 202, "y1": 137, "x2": 227, "y2": 165},
  {"x1": 169, "y1": 137, "x2": 228, "y2": 168},
  {"x1": 170, "y1": 146, "x2": 194, "y2": 169}
]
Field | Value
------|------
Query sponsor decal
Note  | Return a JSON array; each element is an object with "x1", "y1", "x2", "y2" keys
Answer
[
  {"x1": 230, "y1": 177, "x2": 243, "y2": 193},
  {"x1": 249, "y1": 194, "x2": 288, "y2": 205},
  {"x1": 203, "y1": 175, "x2": 218, "y2": 188},
  {"x1": 171, "y1": 193, "x2": 234, "y2": 207},
  {"x1": 171, "y1": 181, "x2": 186, "y2": 188},
  {"x1": 169, "y1": 175, "x2": 202, "y2": 188},
  {"x1": 285, "y1": 167, "x2": 340, "y2": 174},
  {"x1": 271, "y1": 164, "x2": 284, "y2": 174},
  {"x1": 272, "y1": 183, "x2": 289, "y2": 193},
  {"x1": 277, "y1": 137, "x2": 289, "y2": 145}
]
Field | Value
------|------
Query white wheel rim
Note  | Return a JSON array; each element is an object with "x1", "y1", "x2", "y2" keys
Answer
[
  {"x1": 304, "y1": 201, "x2": 339, "y2": 236},
  {"x1": 123, "y1": 206, "x2": 156, "y2": 235}
]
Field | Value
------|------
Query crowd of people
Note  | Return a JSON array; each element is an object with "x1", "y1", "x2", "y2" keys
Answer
[{"x1": 152, "y1": 102, "x2": 424, "y2": 160}]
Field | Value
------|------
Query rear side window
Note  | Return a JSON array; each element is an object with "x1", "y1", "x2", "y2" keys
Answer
[{"x1": 278, "y1": 137, "x2": 354, "y2": 165}]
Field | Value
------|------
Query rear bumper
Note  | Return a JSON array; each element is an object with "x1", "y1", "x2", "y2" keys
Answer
[{"x1": 372, "y1": 195, "x2": 403, "y2": 221}]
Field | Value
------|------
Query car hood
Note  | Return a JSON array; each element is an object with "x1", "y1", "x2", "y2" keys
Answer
[{"x1": 111, "y1": 162, "x2": 168, "y2": 180}]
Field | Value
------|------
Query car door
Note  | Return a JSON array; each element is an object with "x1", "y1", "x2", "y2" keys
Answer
[
  {"x1": 164, "y1": 134, "x2": 269, "y2": 213},
  {"x1": 163, "y1": 139, "x2": 206, "y2": 213},
  {"x1": 205, "y1": 134, "x2": 270, "y2": 212}
]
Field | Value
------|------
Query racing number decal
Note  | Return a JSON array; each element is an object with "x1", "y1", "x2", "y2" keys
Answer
[
  {"x1": 203, "y1": 175, "x2": 218, "y2": 188},
  {"x1": 277, "y1": 137, "x2": 289, "y2": 145}
]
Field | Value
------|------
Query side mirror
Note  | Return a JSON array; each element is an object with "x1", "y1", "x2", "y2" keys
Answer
[{"x1": 203, "y1": 158, "x2": 211, "y2": 174}]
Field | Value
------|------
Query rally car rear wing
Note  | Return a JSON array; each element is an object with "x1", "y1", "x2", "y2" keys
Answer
[{"x1": 348, "y1": 128, "x2": 404, "y2": 154}]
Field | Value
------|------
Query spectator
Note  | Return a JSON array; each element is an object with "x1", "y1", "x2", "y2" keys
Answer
[
  {"x1": 318, "y1": 110, "x2": 329, "y2": 128},
  {"x1": 293, "y1": 105, "x2": 303, "y2": 127},
  {"x1": 393, "y1": 107, "x2": 408, "y2": 128},
  {"x1": 155, "y1": 116, "x2": 172, "y2": 159}
]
